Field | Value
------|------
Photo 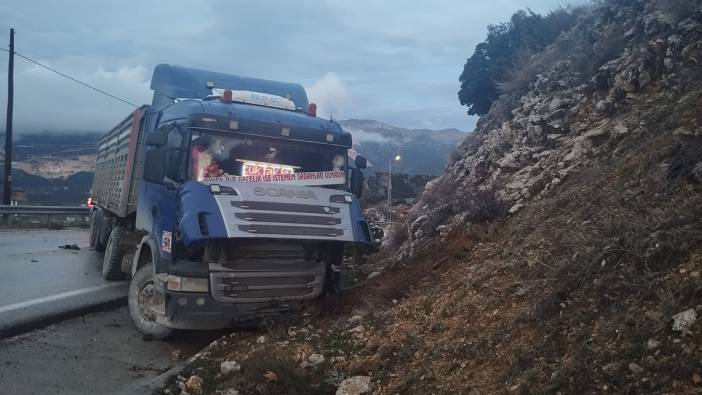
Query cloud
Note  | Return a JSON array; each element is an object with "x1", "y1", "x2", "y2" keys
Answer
[
  {"x1": 0, "y1": 61, "x2": 150, "y2": 132},
  {"x1": 342, "y1": 127, "x2": 390, "y2": 145},
  {"x1": 0, "y1": 0, "x2": 568, "y2": 133},
  {"x1": 305, "y1": 72, "x2": 350, "y2": 120}
]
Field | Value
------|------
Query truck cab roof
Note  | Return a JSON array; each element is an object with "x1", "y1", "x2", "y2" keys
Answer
[
  {"x1": 151, "y1": 64, "x2": 308, "y2": 110},
  {"x1": 150, "y1": 64, "x2": 350, "y2": 148}
]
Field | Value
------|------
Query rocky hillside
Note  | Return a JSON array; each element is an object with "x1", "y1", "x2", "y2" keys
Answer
[
  {"x1": 340, "y1": 119, "x2": 465, "y2": 175},
  {"x1": 159, "y1": 1, "x2": 702, "y2": 394},
  {"x1": 391, "y1": 0, "x2": 702, "y2": 392},
  {"x1": 1, "y1": 132, "x2": 98, "y2": 205}
]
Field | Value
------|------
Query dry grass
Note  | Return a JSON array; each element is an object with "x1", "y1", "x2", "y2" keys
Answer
[{"x1": 497, "y1": 49, "x2": 540, "y2": 96}]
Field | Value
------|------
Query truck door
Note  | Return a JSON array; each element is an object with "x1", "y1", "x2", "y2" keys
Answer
[{"x1": 141, "y1": 125, "x2": 187, "y2": 269}]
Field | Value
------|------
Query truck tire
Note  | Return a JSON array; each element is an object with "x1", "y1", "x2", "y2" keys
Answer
[
  {"x1": 128, "y1": 264, "x2": 172, "y2": 339},
  {"x1": 89, "y1": 210, "x2": 100, "y2": 248},
  {"x1": 102, "y1": 226, "x2": 125, "y2": 281},
  {"x1": 94, "y1": 212, "x2": 107, "y2": 253}
]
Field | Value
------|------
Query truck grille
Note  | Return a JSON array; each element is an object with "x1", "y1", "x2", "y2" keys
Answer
[
  {"x1": 228, "y1": 200, "x2": 345, "y2": 239},
  {"x1": 209, "y1": 241, "x2": 326, "y2": 303}
]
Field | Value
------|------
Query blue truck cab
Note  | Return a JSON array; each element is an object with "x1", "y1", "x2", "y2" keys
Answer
[{"x1": 89, "y1": 64, "x2": 379, "y2": 337}]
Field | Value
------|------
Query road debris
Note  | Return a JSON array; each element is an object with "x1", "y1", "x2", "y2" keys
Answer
[{"x1": 58, "y1": 244, "x2": 80, "y2": 251}]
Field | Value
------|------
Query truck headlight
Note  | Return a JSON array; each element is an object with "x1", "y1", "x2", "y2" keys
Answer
[
  {"x1": 332, "y1": 154, "x2": 346, "y2": 170},
  {"x1": 166, "y1": 275, "x2": 209, "y2": 292}
]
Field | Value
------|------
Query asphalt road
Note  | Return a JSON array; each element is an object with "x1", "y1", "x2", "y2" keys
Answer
[
  {"x1": 0, "y1": 229, "x2": 227, "y2": 394},
  {"x1": 0, "y1": 229, "x2": 128, "y2": 337},
  {"x1": 0, "y1": 306, "x2": 224, "y2": 395}
]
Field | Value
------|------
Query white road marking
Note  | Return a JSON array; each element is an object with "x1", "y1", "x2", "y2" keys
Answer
[{"x1": 0, "y1": 282, "x2": 126, "y2": 314}]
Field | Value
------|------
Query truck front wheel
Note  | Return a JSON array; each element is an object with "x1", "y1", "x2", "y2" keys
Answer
[
  {"x1": 102, "y1": 226, "x2": 125, "y2": 280},
  {"x1": 128, "y1": 264, "x2": 172, "y2": 339}
]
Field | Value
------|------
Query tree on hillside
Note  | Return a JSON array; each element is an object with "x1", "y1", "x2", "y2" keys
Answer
[{"x1": 458, "y1": 8, "x2": 578, "y2": 116}]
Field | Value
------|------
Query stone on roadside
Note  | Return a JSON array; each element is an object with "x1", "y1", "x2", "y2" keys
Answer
[
  {"x1": 366, "y1": 272, "x2": 380, "y2": 281},
  {"x1": 256, "y1": 335, "x2": 267, "y2": 344},
  {"x1": 692, "y1": 162, "x2": 702, "y2": 183},
  {"x1": 220, "y1": 360, "x2": 241, "y2": 375},
  {"x1": 349, "y1": 325, "x2": 365, "y2": 334},
  {"x1": 595, "y1": 99, "x2": 613, "y2": 114},
  {"x1": 348, "y1": 315, "x2": 364, "y2": 324},
  {"x1": 602, "y1": 362, "x2": 620, "y2": 375},
  {"x1": 184, "y1": 375, "x2": 204, "y2": 395},
  {"x1": 672, "y1": 308, "x2": 697, "y2": 332},
  {"x1": 646, "y1": 339, "x2": 660, "y2": 350},
  {"x1": 336, "y1": 376, "x2": 371, "y2": 395},
  {"x1": 628, "y1": 362, "x2": 644, "y2": 374},
  {"x1": 508, "y1": 203, "x2": 525, "y2": 215},
  {"x1": 308, "y1": 353, "x2": 325, "y2": 366}
]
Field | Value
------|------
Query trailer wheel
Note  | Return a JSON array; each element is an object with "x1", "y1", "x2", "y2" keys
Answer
[
  {"x1": 102, "y1": 226, "x2": 125, "y2": 281},
  {"x1": 93, "y1": 212, "x2": 107, "y2": 253},
  {"x1": 89, "y1": 210, "x2": 100, "y2": 248},
  {"x1": 128, "y1": 264, "x2": 172, "y2": 339}
]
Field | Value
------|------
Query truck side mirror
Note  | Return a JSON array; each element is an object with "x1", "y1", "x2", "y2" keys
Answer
[
  {"x1": 145, "y1": 130, "x2": 168, "y2": 146},
  {"x1": 350, "y1": 168, "x2": 364, "y2": 198},
  {"x1": 355, "y1": 155, "x2": 367, "y2": 170},
  {"x1": 143, "y1": 147, "x2": 166, "y2": 183}
]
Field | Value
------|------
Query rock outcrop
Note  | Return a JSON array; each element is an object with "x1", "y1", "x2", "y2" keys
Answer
[{"x1": 400, "y1": 0, "x2": 702, "y2": 261}]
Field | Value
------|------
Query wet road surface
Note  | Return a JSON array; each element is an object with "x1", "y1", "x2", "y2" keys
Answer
[
  {"x1": 0, "y1": 306, "x2": 225, "y2": 394},
  {"x1": 0, "y1": 229, "x2": 128, "y2": 336},
  {"x1": 0, "y1": 228, "x2": 229, "y2": 394}
]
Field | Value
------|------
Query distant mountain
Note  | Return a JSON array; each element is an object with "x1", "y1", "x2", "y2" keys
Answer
[
  {"x1": 339, "y1": 119, "x2": 465, "y2": 175},
  {"x1": 0, "y1": 132, "x2": 99, "y2": 205},
  {"x1": 1, "y1": 120, "x2": 466, "y2": 205}
]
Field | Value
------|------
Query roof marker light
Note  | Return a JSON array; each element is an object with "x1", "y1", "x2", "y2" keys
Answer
[
  {"x1": 222, "y1": 89, "x2": 233, "y2": 102},
  {"x1": 281, "y1": 127, "x2": 290, "y2": 136},
  {"x1": 229, "y1": 120, "x2": 239, "y2": 130},
  {"x1": 326, "y1": 133, "x2": 334, "y2": 142},
  {"x1": 307, "y1": 103, "x2": 317, "y2": 117}
]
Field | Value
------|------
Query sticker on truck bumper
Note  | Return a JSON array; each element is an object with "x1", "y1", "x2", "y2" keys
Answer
[{"x1": 161, "y1": 231, "x2": 172, "y2": 253}]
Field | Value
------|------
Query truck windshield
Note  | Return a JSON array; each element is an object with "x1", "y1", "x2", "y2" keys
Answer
[{"x1": 189, "y1": 131, "x2": 347, "y2": 182}]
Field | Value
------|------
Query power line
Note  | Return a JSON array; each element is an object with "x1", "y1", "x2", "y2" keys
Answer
[{"x1": 0, "y1": 47, "x2": 139, "y2": 108}]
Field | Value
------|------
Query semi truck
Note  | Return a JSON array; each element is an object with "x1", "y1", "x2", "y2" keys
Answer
[{"x1": 89, "y1": 64, "x2": 380, "y2": 338}]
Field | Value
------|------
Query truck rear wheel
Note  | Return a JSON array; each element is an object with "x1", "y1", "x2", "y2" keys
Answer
[
  {"x1": 128, "y1": 264, "x2": 172, "y2": 339},
  {"x1": 91, "y1": 211, "x2": 108, "y2": 252},
  {"x1": 102, "y1": 226, "x2": 125, "y2": 281},
  {"x1": 89, "y1": 210, "x2": 99, "y2": 248}
]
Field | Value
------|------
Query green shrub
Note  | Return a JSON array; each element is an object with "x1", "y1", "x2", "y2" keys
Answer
[{"x1": 458, "y1": 8, "x2": 578, "y2": 116}]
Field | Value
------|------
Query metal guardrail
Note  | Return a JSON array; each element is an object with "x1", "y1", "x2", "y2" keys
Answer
[
  {"x1": 0, "y1": 205, "x2": 90, "y2": 215},
  {"x1": 0, "y1": 205, "x2": 91, "y2": 229}
]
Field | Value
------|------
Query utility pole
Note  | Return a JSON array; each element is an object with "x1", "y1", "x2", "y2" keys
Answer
[{"x1": 3, "y1": 28, "x2": 14, "y2": 205}]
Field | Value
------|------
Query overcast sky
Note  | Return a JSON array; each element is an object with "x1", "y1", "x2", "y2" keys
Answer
[{"x1": 0, "y1": 0, "x2": 566, "y2": 134}]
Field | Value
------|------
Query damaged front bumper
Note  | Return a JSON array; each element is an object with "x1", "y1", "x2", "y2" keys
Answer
[{"x1": 150, "y1": 240, "x2": 330, "y2": 330}]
